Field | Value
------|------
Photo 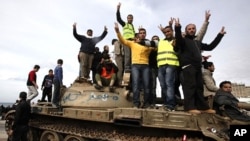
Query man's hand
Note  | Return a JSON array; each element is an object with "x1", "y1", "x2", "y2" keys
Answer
[
  {"x1": 169, "y1": 17, "x2": 175, "y2": 26},
  {"x1": 73, "y1": 22, "x2": 77, "y2": 28},
  {"x1": 220, "y1": 26, "x2": 226, "y2": 35},
  {"x1": 174, "y1": 18, "x2": 180, "y2": 27},
  {"x1": 114, "y1": 23, "x2": 119, "y2": 33},
  {"x1": 205, "y1": 10, "x2": 211, "y2": 22},
  {"x1": 104, "y1": 26, "x2": 108, "y2": 31},
  {"x1": 158, "y1": 24, "x2": 164, "y2": 31},
  {"x1": 117, "y1": 2, "x2": 121, "y2": 10}
]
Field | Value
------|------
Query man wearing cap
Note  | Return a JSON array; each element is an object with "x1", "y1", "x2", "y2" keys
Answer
[{"x1": 9, "y1": 91, "x2": 31, "y2": 141}]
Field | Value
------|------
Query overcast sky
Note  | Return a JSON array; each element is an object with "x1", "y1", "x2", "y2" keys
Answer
[{"x1": 1, "y1": 0, "x2": 250, "y2": 103}]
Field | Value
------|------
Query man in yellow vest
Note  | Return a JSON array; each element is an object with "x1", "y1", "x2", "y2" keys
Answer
[
  {"x1": 157, "y1": 26, "x2": 179, "y2": 111},
  {"x1": 140, "y1": 26, "x2": 179, "y2": 111},
  {"x1": 116, "y1": 2, "x2": 135, "y2": 85}
]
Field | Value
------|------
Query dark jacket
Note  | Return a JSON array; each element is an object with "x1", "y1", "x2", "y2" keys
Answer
[
  {"x1": 41, "y1": 74, "x2": 54, "y2": 88},
  {"x1": 12, "y1": 100, "x2": 31, "y2": 130},
  {"x1": 73, "y1": 28, "x2": 107, "y2": 54},
  {"x1": 175, "y1": 26, "x2": 224, "y2": 68},
  {"x1": 91, "y1": 51, "x2": 103, "y2": 71},
  {"x1": 213, "y1": 89, "x2": 250, "y2": 122}
]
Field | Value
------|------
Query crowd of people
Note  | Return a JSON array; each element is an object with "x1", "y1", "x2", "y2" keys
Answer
[{"x1": 9, "y1": 2, "x2": 250, "y2": 140}]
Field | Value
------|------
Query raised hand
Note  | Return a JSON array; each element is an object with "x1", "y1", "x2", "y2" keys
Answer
[
  {"x1": 114, "y1": 22, "x2": 119, "y2": 33},
  {"x1": 73, "y1": 22, "x2": 77, "y2": 28},
  {"x1": 174, "y1": 18, "x2": 180, "y2": 26},
  {"x1": 158, "y1": 24, "x2": 164, "y2": 31},
  {"x1": 220, "y1": 26, "x2": 226, "y2": 35},
  {"x1": 205, "y1": 10, "x2": 211, "y2": 22},
  {"x1": 117, "y1": 2, "x2": 121, "y2": 10},
  {"x1": 169, "y1": 17, "x2": 175, "y2": 26},
  {"x1": 104, "y1": 26, "x2": 108, "y2": 31}
]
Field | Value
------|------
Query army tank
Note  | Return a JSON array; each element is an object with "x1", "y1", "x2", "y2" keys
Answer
[{"x1": 4, "y1": 77, "x2": 231, "y2": 141}]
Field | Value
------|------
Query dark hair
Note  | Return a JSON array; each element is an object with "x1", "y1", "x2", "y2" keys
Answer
[
  {"x1": 203, "y1": 61, "x2": 213, "y2": 69},
  {"x1": 102, "y1": 53, "x2": 110, "y2": 60},
  {"x1": 219, "y1": 81, "x2": 231, "y2": 88},
  {"x1": 57, "y1": 59, "x2": 63, "y2": 64},
  {"x1": 49, "y1": 69, "x2": 53, "y2": 73},
  {"x1": 34, "y1": 65, "x2": 40, "y2": 69},
  {"x1": 151, "y1": 35, "x2": 159, "y2": 41},
  {"x1": 164, "y1": 26, "x2": 173, "y2": 31},
  {"x1": 19, "y1": 91, "x2": 27, "y2": 100},
  {"x1": 111, "y1": 39, "x2": 118, "y2": 45},
  {"x1": 139, "y1": 28, "x2": 146, "y2": 33},
  {"x1": 87, "y1": 29, "x2": 93, "y2": 33}
]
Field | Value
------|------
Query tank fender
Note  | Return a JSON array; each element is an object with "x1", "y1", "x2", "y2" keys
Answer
[{"x1": 4, "y1": 110, "x2": 15, "y2": 120}]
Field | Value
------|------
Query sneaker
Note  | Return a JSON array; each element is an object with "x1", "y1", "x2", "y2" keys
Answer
[
  {"x1": 201, "y1": 109, "x2": 216, "y2": 114},
  {"x1": 164, "y1": 106, "x2": 175, "y2": 112},
  {"x1": 188, "y1": 109, "x2": 201, "y2": 114}
]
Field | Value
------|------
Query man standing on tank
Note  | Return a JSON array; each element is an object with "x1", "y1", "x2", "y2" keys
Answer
[
  {"x1": 52, "y1": 59, "x2": 63, "y2": 108},
  {"x1": 73, "y1": 22, "x2": 108, "y2": 79},
  {"x1": 174, "y1": 18, "x2": 226, "y2": 114},
  {"x1": 116, "y1": 2, "x2": 135, "y2": 85}
]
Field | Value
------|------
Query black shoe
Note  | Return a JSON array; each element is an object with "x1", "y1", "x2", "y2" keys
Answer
[
  {"x1": 109, "y1": 86, "x2": 115, "y2": 92},
  {"x1": 94, "y1": 84, "x2": 103, "y2": 90}
]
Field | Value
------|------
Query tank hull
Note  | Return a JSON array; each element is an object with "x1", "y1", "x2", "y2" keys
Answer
[{"x1": 4, "y1": 78, "x2": 231, "y2": 141}]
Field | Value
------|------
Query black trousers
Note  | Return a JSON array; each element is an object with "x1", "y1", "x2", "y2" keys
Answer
[
  {"x1": 41, "y1": 87, "x2": 52, "y2": 102},
  {"x1": 12, "y1": 125, "x2": 29, "y2": 141},
  {"x1": 181, "y1": 65, "x2": 209, "y2": 111}
]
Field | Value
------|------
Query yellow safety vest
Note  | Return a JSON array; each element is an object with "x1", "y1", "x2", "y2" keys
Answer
[
  {"x1": 122, "y1": 23, "x2": 135, "y2": 39},
  {"x1": 157, "y1": 39, "x2": 179, "y2": 67}
]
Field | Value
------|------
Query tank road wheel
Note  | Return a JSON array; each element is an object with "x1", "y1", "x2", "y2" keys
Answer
[
  {"x1": 4, "y1": 110, "x2": 15, "y2": 141},
  {"x1": 64, "y1": 135, "x2": 87, "y2": 141},
  {"x1": 40, "y1": 130, "x2": 63, "y2": 141}
]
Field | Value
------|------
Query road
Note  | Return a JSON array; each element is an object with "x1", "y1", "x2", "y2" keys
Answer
[{"x1": 0, "y1": 120, "x2": 8, "y2": 141}]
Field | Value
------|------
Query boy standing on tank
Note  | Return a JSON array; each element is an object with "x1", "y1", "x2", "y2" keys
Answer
[
  {"x1": 52, "y1": 59, "x2": 63, "y2": 108},
  {"x1": 41, "y1": 69, "x2": 54, "y2": 102}
]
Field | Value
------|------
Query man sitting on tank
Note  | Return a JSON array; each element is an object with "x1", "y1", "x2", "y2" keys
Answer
[
  {"x1": 213, "y1": 80, "x2": 250, "y2": 124},
  {"x1": 94, "y1": 53, "x2": 118, "y2": 92}
]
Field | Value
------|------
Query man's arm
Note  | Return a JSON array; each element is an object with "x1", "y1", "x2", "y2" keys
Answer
[
  {"x1": 174, "y1": 18, "x2": 185, "y2": 52},
  {"x1": 93, "y1": 26, "x2": 108, "y2": 43},
  {"x1": 116, "y1": 2, "x2": 125, "y2": 27},
  {"x1": 203, "y1": 71, "x2": 219, "y2": 92},
  {"x1": 73, "y1": 22, "x2": 85, "y2": 42},
  {"x1": 195, "y1": 10, "x2": 211, "y2": 41},
  {"x1": 201, "y1": 26, "x2": 226, "y2": 51},
  {"x1": 114, "y1": 23, "x2": 130, "y2": 47}
]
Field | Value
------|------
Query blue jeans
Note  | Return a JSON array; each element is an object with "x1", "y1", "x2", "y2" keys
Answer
[
  {"x1": 158, "y1": 65, "x2": 177, "y2": 109},
  {"x1": 131, "y1": 64, "x2": 150, "y2": 107}
]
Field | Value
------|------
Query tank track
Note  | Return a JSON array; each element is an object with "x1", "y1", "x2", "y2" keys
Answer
[{"x1": 29, "y1": 114, "x2": 205, "y2": 141}]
